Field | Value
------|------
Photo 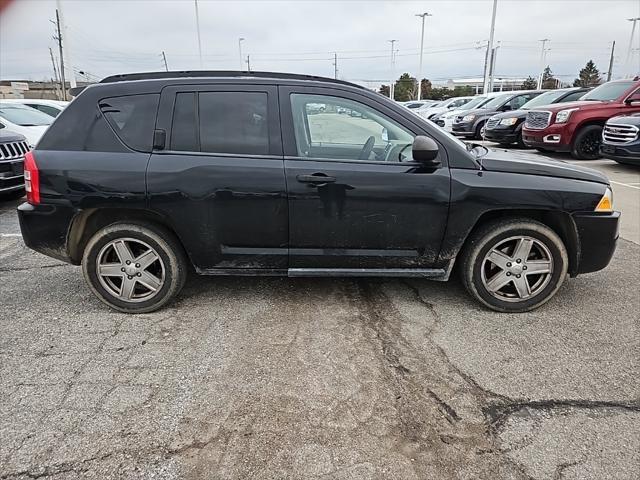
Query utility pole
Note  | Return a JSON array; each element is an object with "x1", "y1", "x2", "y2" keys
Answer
[
  {"x1": 56, "y1": 0, "x2": 75, "y2": 89},
  {"x1": 194, "y1": 0, "x2": 203, "y2": 68},
  {"x1": 54, "y1": 9, "x2": 67, "y2": 100},
  {"x1": 625, "y1": 18, "x2": 640, "y2": 76},
  {"x1": 49, "y1": 47, "x2": 62, "y2": 100},
  {"x1": 536, "y1": 38, "x2": 550, "y2": 89},
  {"x1": 238, "y1": 38, "x2": 245, "y2": 71},
  {"x1": 162, "y1": 51, "x2": 169, "y2": 71},
  {"x1": 388, "y1": 39, "x2": 397, "y2": 99},
  {"x1": 416, "y1": 12, "x2": 432, "y2": 100},
  {"x1": 482, "y1": 0, "x2": 498, "y2": 95},
  {"x1": 607, "y1": 41, "x2": 616, "y2": 81},
  {"x1": 333, "y1": 52, "x2": 338, "y2": 79},
  {"x1": 246, "y1": 55, "x2": 251, "y2": 72}
]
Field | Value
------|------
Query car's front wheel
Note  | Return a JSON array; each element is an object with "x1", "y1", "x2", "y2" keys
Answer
[
  {"x1": 82, "y1": 222, "x2": 188, "y2": 313},
  {"x1": 571, "y1": 125, "x2": 602, "y2": 160},
  {"x1": 459, "y1": 218, "x2": 568, "y2": 312}
]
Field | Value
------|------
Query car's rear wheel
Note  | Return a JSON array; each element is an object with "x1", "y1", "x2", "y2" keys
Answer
[
  {"x1": 459, "y1": 218, "x2": 568, "y2": 312},
  {"x1": 571, "y1": 125, "x2": 602, "y2": 160},
  {"x1": 82, "y1": 222, "x2": 188, "y2": 313}
]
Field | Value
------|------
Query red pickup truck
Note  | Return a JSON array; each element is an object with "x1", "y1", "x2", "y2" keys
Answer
[{"x1": 522, "y1": 78, "x2": 640, "y2": 159}]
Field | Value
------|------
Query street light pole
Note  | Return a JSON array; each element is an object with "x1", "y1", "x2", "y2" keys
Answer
[
  {"x1": 482, "y1": 0, "x2": 498, "y2": 94},
  {"x1": 238, "y1": 38, "x2": 245, "y2": 71},
  {"x1": 416, "y1": 12, "x2": 432, "y2": 100},
  {"x1": 194, "y1": 0, "x2": 203, "y2": 69},
  {"x1": 388, "y1": 39, "x2": 397, "y2": 99},
  {"x1": 625, "y1": 17, "x2": 640, "y2": 76},
  {"x1": 536, "y1": 38, "x2": 549, "y2": 89}
]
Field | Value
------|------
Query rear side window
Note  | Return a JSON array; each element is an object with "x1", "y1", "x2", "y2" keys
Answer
[
  {"x1": 99, "y1": 94, "x2": 159, "y2": 152},
  {"x1": 169, "y1": 91, "x2": 269, "y2": 155}
]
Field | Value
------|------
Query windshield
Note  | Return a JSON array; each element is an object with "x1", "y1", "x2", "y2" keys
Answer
[
  {"x1": 521, "y1": 90, "x2": 571, "y2": 109},
  {"x1": 581, "y1": 81, "x2": 634, "y2": 101},
  {"x1": 479, "y1": 94, "x2": 512, "y2": 110},
  {"x1": 0, "y1": 104, "x2": 53, "y2": 126},
  {"x1": 456, "y1": 96, "x2": 487, "y2": 111}
]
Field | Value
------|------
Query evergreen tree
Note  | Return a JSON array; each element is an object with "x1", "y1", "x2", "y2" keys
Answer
[
  {"x1": 394, "y1": 73, "x2": 418, "y2": 101},
  {"x1": 521, "y1": 76, "x2": 537, "y2": 89},
  {"x1": 541, "y1": 66, "x2": 558, "y2": 89},
  {"x1": 573, "y1": 60, "x2": 602, "y2": 87}
]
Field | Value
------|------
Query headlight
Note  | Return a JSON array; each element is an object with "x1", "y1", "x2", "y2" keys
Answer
[
  {"x1": 462, "y1": 114, "x2": 476, "y2": 122},
  {"x1": 555, "y1": 108, "x2": 578, "y2": 124},
  {"x1": 499, "y1": 117, "x2": 517, "y2": 126},
  {"x1": 595, "y1": 187, "x2": 613, "y2": 212}
]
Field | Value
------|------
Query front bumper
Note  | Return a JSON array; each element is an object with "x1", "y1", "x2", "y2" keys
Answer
[
  {"x1": 0, "y1": 159, "x2": 24, "y2": 194},
  {"x1": 522, "y1": 124, "x2": 571, "y2": 152},
  {"x1": 18, "y1": 202, "x2": 76, "y2": 264},
  {"x1": 451, "y1": 121, "x2": 475, "y2": 137},
  {"x1": 484, "y1": 127, "x2": 518, "y2": 144},
  {"x1": 600, "y1": 143, "x2": 640, "y2": 164},
  {"x1": 574, "y1": 211, "x2": 620, "y2": 275}
]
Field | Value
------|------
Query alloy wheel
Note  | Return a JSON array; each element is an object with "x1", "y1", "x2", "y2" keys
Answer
[
  {"x1": 96, "y1": 238, "x2": 165, "y2": 302},
  {"x1": 480, "y1": 236, "x2": 554, "y2": 302}
]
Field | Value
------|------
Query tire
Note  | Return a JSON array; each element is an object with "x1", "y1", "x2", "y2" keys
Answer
[
  {"x1": 571, "y1": 125, "x2": 603, "y2": 160},
  {"x1": 474, "y1": 122, "x2": 485, "y2": 140},
  {"x1": 516, "y1": 130, "x2": 527, "y2": 149},
  {"x1": 82, "y1": 222, "x2": 188, "y2": 313},
  {"x1": 459, "y1": 218, "x2": 568, "y2": 313}
]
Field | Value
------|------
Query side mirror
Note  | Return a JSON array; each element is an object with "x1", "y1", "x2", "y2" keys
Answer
[
  {"x1": 412, "y1": 135, "x2": 440, "y2": 166},
  {"x1": 626, "y1": 98, "x2": 640, "y2": 106},
  {"x1": 499, "y1": 104, "x2": 512, "y2": 111}
]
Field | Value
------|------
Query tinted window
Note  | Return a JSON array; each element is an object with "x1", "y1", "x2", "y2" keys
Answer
[
  {"x1": 100, "y1": 94, "x2": 159, "y2": 152},
  {"x1": 30, "y1": 104, "x2": 61, "y2": 117},
  {"x1": 198, "y1": 92, "x2": 268, "y2": 155},
  {"x1": 561, "y1": 90, "x2": 587, "y2": 102},
  {"x1": 290, "y1": 93, "x2": 415, "y2": 162},
  {"x1": 171, "y1": 92, "x2": 197, "y2": 151}
]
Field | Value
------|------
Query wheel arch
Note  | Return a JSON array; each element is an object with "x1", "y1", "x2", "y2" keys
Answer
[
  {"x1": 456, "y1": 209, "x2": 580, "y2": 277},
  {"x1": 67, "y1": 208, "x2": 191, "y2": 266}
]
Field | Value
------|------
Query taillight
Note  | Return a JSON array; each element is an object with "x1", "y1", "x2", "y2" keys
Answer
[{"x1": 23, "y1": 151, "x2": 40, "y2": 204}]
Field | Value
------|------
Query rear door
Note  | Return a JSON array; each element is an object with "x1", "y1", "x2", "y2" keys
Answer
[
  {"x1": 147, "y1": 84, "x2": 288, "y2": 271},
  {"x1": 280, "y1": 86, "x2": 451, "y2": 269}
]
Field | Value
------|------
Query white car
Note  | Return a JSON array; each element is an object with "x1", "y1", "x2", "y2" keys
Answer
[
  {"x1": 416, "y1": 96, "x2": 475, "y2": 120},
  {"x1": 0, "y1": 103, "x2": 53, "y2": 147},
  {"x1": 436, "y1": 92, "x2": 506, "y2": 132},
  {"x1": 402, "y1": 100, "x2": 439, "y2": 110},
  {"x1": 1, "y1": 98, "x2": 68, "y2": 118}
]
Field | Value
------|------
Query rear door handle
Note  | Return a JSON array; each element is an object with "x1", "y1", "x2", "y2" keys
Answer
[{"x1": 296, "y1": 174, "x2": 337, "y2": 184}]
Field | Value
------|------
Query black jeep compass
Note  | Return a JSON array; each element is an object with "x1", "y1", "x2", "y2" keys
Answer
[{"x1": 18, "y1": 71, "x2": 619, "y2": 313}]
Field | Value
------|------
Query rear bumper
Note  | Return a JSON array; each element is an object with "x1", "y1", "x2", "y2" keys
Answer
[
  {"x1": 18, "y1": 202, "x2": 76, "y2": 264},
  {"x1": 574, "y1": 211, "x2": 620, "y2": 274}
]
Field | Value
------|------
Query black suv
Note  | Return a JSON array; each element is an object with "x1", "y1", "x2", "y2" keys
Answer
[
  {"x1": 600, "y1": 114, "x2": 640, "y2": 165},
  {"x1": 19, "y1": 71, "x2": 619, "y2": 313},
  {"x1": 484, "y1": 87, "x2": 590, "y2": 147},
  {"x1": 452, "y1": 90, "x2": 543, "y2": 140}
]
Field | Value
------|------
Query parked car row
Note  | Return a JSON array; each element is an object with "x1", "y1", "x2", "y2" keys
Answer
[{"x1": 0, "y1": 99, "x2": 68, "y2": 199}]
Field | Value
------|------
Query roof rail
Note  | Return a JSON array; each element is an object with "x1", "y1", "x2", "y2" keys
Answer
[{"x1": 99, "y1": 70, "x2": 364, "y2": 89}]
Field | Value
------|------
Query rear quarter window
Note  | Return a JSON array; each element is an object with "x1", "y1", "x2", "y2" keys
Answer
[{"x1": 99, "y1": 94, "x2": 159, "y2": 152}]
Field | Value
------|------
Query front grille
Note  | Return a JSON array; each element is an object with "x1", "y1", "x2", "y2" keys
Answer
[
  {"x1": 0, "y1": 141, "x2": 29, "y2": 160},
  {"x1": 603, "y1": 123, "x2": 638, "y2": 144},
  {"x1": 525, "y1": 111, "x2": 551, "y2": 130},
  {"x1": 486, "y1": 118, "x2": 500, "y2": 130}
]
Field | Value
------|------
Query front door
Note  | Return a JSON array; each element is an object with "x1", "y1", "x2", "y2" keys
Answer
[
  {"x1": 280, "y1": 87, "x2": 450, "y2": 269},
  {"x1": 147, "y1": 84, "x2": 288, "y2": 271}
]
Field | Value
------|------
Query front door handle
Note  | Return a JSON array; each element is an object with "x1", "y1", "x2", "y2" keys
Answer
[{"x1": 296, "y1": 173, "x2": 337, "y2": 184}]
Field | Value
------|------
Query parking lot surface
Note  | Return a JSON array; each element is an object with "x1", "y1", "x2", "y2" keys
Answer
[{"x1": 1, "y1": 152, "x2": 639, "y2": 479}]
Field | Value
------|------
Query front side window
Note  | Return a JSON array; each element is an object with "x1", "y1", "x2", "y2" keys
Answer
[
  {"x1": 169, "y1": 91, "x2": 269, "y2": 155},
  {"x1": 509, "y1": 94, "x2": 535, "y2": 110},
  {"x1": 561, "y1": 90, "x2": 587, "y2": 102},
  {"x1": 29, "y1": 104, "x2": 61, "y2": 118},
  {"x1": 290, "y1": 93, "x2": 415, "y2": 162},
  {"x1": 100, "y1": 94, "x2": 159, "y2": 152}
]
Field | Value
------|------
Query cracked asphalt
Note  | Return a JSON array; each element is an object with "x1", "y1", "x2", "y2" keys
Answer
[{"x1": 1, "y1": 159, "x2": 639, "y2": 479}]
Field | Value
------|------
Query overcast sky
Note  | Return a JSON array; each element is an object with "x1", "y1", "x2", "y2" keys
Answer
[{"x1": 1, "y1": 0, "x2": 639, "y2": 88}]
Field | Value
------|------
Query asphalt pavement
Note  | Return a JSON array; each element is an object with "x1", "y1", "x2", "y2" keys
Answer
[{"x1": 0, "y1": 150, "x2": 638, "y2": 479}]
